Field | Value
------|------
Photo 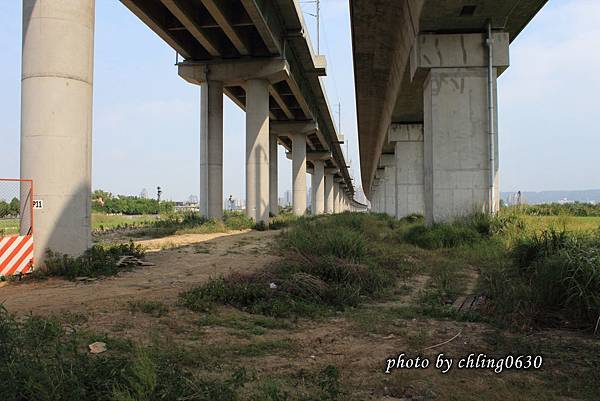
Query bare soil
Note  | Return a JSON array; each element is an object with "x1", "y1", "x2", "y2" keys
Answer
[{"x1": 1, "y1": 229, "x2": 597, "y2": 401}]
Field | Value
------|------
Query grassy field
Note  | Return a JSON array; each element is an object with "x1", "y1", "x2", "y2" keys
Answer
[
  {"x1": 0, "y1": 218, "x2": 19, "y2": 235},
  {"x1": 521, "y1": 215, "x2": 600, "y2": 233},
  {"x1": 1, "y1": 212, "x2": 599, "y2": 400}
]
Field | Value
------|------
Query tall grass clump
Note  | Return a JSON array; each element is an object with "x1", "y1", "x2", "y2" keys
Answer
[
  {"x1": 482, "y1": 228, "x2": 600, "y2": 330},
  {"x1": 41, "y1": 242, "x2": 145, "y2": 280},
  {"x1": 181, "y1": 213, "x2": 409, "y2": 317},
  {"x1": 0, "y1": 307, "x2": 249, "y2": 401}
]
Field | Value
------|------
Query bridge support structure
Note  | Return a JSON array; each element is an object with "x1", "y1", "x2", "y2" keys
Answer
[
  {"x1": 269, "y1": 132, "x2": 278, "y2": 216},
  {"x1": 411, "y1": 32, "x2": 509, "y2": 224},
  {"x1": 379, "y1": 154, "x2": 396, "y2": 217},
  {"x1": 199, "y1": 80, "x2": 224, "y2": 219},
  {"x1": 388, "y1": 124, "x2": 425, "y2": 219},
  {"x1": 21, "y1": 0, "x2": 95, "y2": 264}
]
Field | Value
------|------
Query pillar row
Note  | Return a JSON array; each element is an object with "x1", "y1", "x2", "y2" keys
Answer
[
  {"x1": 21, "y1": 0, "x2": 95, "y2": 264},
  {"x1": 245, "y1": 79, "x2": 270, "y2": 224}
]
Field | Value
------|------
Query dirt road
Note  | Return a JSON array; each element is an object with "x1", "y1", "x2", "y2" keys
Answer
[{"x1": 0, "y1": 230, "x2": 279, "y2": 315}]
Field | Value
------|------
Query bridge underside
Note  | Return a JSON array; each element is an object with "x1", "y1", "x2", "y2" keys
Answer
[
  {"x1": 351, "y1": 0, "x2": 547, "y2": 222},
  {"x1": 21, "y1": 0, "x2": 363, "y2": 265}
]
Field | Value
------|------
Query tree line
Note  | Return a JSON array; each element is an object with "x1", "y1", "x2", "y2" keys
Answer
[
  {"x1": 92, "y1": 190, "x2": 174, "y2": 215},
  {"x1": 0, "y1": 198, "x2": 20, "y2": 218}
]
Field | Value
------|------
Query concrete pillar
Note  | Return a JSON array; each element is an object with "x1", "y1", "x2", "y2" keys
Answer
[
  {"x1": 21, "y1": 0, "x2": 95, "y2": 263},
  {"x1": 291, "y1": 133, "x2": 307, "y2": 216},
  {"x1": 324, "y1": 173, "x2": 334, "y2": 214},
  {"x1": 245, "y1": 79, "x2": 270, "y2": 224},
  {"x1": 389, "y1": 124, "x2": 425, "y2": 219},
  {"x1": 200, "y1": 80, "x2": 224, "y2": 219},
  {"x1": 424, "y1": 68, "x2": 499, "y2": 224},
  {"x1": 269, "y1": 133, "x2": 278, "y2": 216},
  {"x1": 332, "y1": 182, "x2": 339, "y2": 213},
  {"x1": 311, "y1": 161, "x2": 325, "y2": 215},
  {"x1": 380, "y1": 155, "x2": 396, "y2": 217},
  {"x1": 413, "y1": 33, "x2": 508, "y2": 223}
]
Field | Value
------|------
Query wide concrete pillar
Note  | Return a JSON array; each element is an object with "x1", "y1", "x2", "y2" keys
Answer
[
  {"x1": 380, "y1": 155, "x2": 396, "y2": 217},
  {"x1": 389, "y1": 124, "x2": 425, "y2": 219},
  {"x1": 269, "y1": 133, "x2": 278, "y2": 216},
  {"x1": 21, "y1": 0, "x2": 95, "y2": 263},
  {"x1": 324, "y1": 173, "x2": 334, "y2": 214},
  {"x1": 413, "y1": 32, "x2": 508, "y2": 224},
  {"x1": 200, "y1": 80, "x2": 224, "y2": 219},
  {"x1": 245, "y1": 79, "x2": 270, "y2": 224},
  {"x1": 311, "y1": 161, "x2": 325, "y2": 215},
  {"x1": 291, "y1": 133, "x2": 307, "y2": 216}
]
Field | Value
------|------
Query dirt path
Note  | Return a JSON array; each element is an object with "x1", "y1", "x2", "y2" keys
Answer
[{"x1": 0, "y1": 230, "x2": 279, "y2": 316}]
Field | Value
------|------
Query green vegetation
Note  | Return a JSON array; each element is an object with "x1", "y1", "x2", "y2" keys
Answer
[
  {"x1": 0, "y1": 197, "x2": 19, "y2": 218},
  {"x1": 518, "y1": 202, "x2": 600, "y2": 217},
  {"x1": 127, "y1": 300, "x2": 169, "y2": 317},
  {"x1": 0, "y1": 307, "x2": 343, "y2": 401},
  {"x1": 39, "y1": 243, "x2": 145, "y2": 280},
  {"x1": 92, "y1": 190, "x2": 174, "y2": 215},
  {"x1": 180, "y1": 213, "x2": 414, "y2": 317},
  {"x1": 0, "y1": 217, "x2": 19, "y2": 236}
]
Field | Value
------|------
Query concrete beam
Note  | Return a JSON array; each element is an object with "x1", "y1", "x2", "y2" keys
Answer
[
  {"x1": 179, "y1": 58, "x2": 288, "y2": 86},
  {"x1": 159, "y1": 0, "x2": 221, "y2": 56},
  {"x1": 200, "y1": 0, "x2": 250, "y2": 56},
  {"x1": 410, "y1": 32, "x2": 510, "y2": 80},
  {"x1": 270, "y1": 120, "x2": 317, "y2": 136},
  {"x1": 268, "y1": 86, "x2": 294, "y2": 120}
]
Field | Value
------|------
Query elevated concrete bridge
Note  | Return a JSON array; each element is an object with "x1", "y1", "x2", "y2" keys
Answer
[
  {"x1": 350, "y1": 0, "x2": 548, "y2": 223},
  {"x1": 20, "y1": 0, "x2": 363, "y2": 264}
]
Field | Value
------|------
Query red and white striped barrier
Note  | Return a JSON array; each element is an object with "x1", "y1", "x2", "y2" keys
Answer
[{"x1": 0, "y1": 235, "x2": 34, "y2": 277}]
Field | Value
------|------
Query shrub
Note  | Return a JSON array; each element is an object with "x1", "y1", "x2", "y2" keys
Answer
[
  {"x1": 41, "y1": 242, "x2": 145, "y2": 280},
  {"x1": 482, "y1": 228, "x2": 600, "y2": 330},
  {"x1": 0, "y1": 307, "x2": 248, "y2": 401},
  {"x1": 404, "y1": 223, "x2": 482, "y2": 249}
]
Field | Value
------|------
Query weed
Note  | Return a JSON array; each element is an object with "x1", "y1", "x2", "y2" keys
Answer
[
  {"x1": 127, "y1": 300, "x2": 169, "y2": 317},
  {"x1": 39, "y1": 242, "x2": 145, "y2": 280}
]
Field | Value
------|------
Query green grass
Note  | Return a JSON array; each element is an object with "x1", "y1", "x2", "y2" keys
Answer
[
  {"x1": 127, "y1": 300, "x2": 169, "y2": 317},
  {"x1": 37, "y1": 242, "x2": 145, "y2": 280},
  {"x1": 0, "y1": 218, "x2": 19, "y2": 236},
  {"x1": 92, "y1": 212, "x2": 160, "y2": 232},
  {"x1": 180, "y1": 213, "x2": 415, "y2": 318}
]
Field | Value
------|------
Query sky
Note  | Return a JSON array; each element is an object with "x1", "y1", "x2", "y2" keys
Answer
[{"x1": 0, "y1": 0, "x2": 598, "y2": 202}]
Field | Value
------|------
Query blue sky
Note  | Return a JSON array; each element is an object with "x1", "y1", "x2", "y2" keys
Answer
[{"x1": 1, "y1": 0, "x2": 598, "y2": 201}]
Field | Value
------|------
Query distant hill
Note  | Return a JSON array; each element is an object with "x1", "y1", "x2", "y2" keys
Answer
[{"x1": 501, "y1": 189, "x2": 600, "y2": 205}]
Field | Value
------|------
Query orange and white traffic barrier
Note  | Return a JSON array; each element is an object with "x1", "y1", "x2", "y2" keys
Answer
[{"x1": 0, "y1": 235, "x2": 34, "y2": 277}]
